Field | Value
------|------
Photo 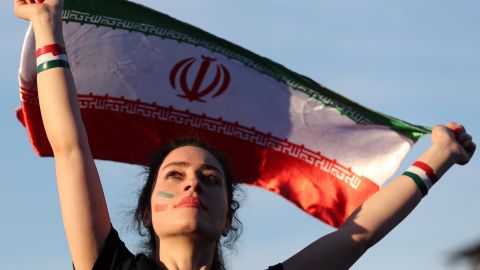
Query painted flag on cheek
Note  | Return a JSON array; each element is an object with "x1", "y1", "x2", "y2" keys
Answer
[{"x1": 16, "y1": 0, "x2": 430, "y2": 227}]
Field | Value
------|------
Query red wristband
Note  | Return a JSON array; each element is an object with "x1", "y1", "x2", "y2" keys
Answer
[
  {"x1": 35, "y1": 44, "x2": 66, "y2": 58},
  {"x1": 413, "y1": 161, "x2": 439, "y2": 184}
]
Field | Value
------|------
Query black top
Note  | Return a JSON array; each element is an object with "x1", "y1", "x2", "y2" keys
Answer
[
  {"x1": 92, "y1": 226, "x2": 161, "y2": 270},
  {"x1": 266, "y1": 263, "x2": 284, "y2": 270},
  {"x1": 73, "y1": 226, "x2": 283, "y2": 270}
]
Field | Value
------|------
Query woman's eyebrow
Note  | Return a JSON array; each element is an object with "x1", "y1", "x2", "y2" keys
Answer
[
  {"x1": 161, "y1": 161, "x2": 224, "y2": 177},
  {"x1": 161, "y1": 161, "x2": 190, "y2": 170},
  {"x1": 200, "y1": 164, "x2": 225, "y2": 177}
]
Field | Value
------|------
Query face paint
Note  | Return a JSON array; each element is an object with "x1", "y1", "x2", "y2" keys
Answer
[
  {"x1": 156, "y1": 191, "x2": 174, "y2": 199},
  {"x1": 174, "y1": 195, "x2": 204, "y2": 210},
  {"x1": 154, "y1": 204, "x2": 168, "y2": 212}
]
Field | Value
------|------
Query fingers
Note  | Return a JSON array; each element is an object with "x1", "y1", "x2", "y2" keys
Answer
[
  {"x1": 17, "y1": 0, "x2": 43, "y2": 5},
  {"x1": 456, "y1": 133, "x2": 472, "y2": 144},
  {"x1": 14, "y1": 0, "x2": 62, "y2": 21},
  {"x1": 463, "y1": 139, "x2": 476, "y2": 156},
  {"x1": 446, "y1": 122, "x2": 466, "y2": 140},
  {"x1": 458, "y1": 132, "x2": 475, "y2": 157},
  {"x1": 447, "y1": 122, "x2": 463, "y2": 131},
  {"x1": 446, "y1": 122, "x2": 476, "y2": 165},
  {"x1": 449, "y1": 123, "x2": 472, "y2": 150},
  {"x1": 456, "y1": 140, "x2": 476, "y2": 165}
]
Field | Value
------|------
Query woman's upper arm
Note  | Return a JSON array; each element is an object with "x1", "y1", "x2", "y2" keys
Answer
[
  {"x1": 54, "y1": 146, "x2": 112, "y2": 270},
  {"x1": 281, "y1": 223, "x2": 368, "y2": 270}
]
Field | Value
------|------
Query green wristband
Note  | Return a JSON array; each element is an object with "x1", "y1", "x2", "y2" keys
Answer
[
  {"x1": 403, "y1": 171, "x2": 428, "y2": 196},
  {"x1": 37, "y1": 59, "x2": 70, "y2": 74}
]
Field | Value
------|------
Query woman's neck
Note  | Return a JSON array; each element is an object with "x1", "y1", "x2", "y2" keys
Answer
[{"x1": 156, "y1": 235, "x2": 217, "y2": 270}]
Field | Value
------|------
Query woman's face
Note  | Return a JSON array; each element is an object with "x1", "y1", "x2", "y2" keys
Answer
[{"x1": 149, "y1": 146, "x2": 230, "y2": 242}]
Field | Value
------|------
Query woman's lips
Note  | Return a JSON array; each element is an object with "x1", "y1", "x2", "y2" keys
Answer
[{"x1": 175, "y1": 196, "x2": 207, "y2": 210}]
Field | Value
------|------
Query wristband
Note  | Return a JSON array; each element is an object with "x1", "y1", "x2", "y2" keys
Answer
[
  {"x1": 36, "y1": 44, "x2": 70, "y2": 74},
  {"x1": 37, "y1": 60, "x2": 70, "y2": 74},
  {"x1": 35, "y1": 44, "x2": 66, "y2": 58},
  {"x1": 412, "y1": 161, "x2": 439, "y2": 184},
  {"x1": 36, "y1": 53, "x2": 68, "y2": 67},
  {"x1": 403, "y1": 161, "x2": 438, "y2": 197}
]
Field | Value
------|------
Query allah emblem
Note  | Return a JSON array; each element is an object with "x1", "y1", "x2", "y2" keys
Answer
[{"x1": 169, "y1": 55, "x2": 231, "y2": 102}]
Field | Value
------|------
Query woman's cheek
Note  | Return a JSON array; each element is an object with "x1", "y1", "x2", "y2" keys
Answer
[
  {"x1": 153, "y1": 190, "x2": 175, "y2": 213},
  {"x1": 154, "y1": 204, "x2": 168, "y2": 212}
]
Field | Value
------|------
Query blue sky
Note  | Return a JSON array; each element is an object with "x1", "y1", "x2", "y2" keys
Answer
[{"x1": 1, "y1": 1, "x2": 479, "y2": 269}]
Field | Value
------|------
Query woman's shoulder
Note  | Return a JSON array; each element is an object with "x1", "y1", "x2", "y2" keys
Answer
[
  {"x1": 91, "y1": 226, "x2": 161, "y2": 270},
  {"x1": 134, "y1": 253, "x2": 164, "y2": 270},
  {"x1": 94, "y1": 226, "x2": 280, "y2": 270},
  {"x1": 266, "y1": 263, "x2": 284, "y2": 270}
]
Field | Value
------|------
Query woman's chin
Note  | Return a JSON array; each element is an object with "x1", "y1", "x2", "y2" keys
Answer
[{"x1": 156, "y1": 216, "x2": 221, "y2": 240}]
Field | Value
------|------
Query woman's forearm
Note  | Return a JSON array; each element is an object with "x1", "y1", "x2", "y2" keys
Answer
[
  {"x1": 33, "y1": 14, "x2": 90, "y2": 153},
  {"x1": 343, "y1": 144, "x2": 457, "y2": 248}
]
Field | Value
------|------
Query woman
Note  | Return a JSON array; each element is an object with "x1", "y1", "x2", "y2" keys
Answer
[{"x1": 14, "y1": 0, "x2": 476, "y2": 269}]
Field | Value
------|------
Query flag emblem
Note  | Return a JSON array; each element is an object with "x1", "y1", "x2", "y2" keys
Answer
[{"x1": 169, "y1": 55, "x2": 231, "y2": 102}]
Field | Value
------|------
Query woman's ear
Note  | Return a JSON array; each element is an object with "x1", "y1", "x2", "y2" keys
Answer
[{"x1": 142, "y1": 207, "x2": 152, "y2": 228}]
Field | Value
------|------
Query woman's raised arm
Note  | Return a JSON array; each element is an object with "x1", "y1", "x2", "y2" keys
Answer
[
  {"x1": 14, "y1": 1, "x2": 111, "y2": 269},
  {"x1": 282, "y1": 123, "x2": 475, "y2": 270}
]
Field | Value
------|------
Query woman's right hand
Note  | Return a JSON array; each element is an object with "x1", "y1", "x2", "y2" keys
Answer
[{"x1": 14, "y1": 0, "x2": 63, "y2": 24}]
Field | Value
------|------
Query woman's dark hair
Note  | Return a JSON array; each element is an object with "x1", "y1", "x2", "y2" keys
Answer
[
  {"x1": 451, "y1": 242, "x2": 480, "y2": 269},
  {"x1": 133, "y1": 138, "x2": 243, "y2": 270}
]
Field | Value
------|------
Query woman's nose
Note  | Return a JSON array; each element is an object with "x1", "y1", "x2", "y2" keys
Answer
[{"x1": 183, "y1": 175, "x2": 202, "y2": 192}]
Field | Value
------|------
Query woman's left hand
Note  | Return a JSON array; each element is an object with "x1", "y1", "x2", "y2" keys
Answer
[{"x1": 431, "y1": 122, "x2": 476, "y2": 166}]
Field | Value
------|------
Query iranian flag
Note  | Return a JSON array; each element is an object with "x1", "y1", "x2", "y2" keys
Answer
[{"x1": 17, "y1": 0, "x2": 429, "y2": 227}]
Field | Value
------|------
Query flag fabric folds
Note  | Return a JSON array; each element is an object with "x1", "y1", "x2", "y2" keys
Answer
[{"x1": 16, "y1": 0, "x2": 430, "y2": 227}]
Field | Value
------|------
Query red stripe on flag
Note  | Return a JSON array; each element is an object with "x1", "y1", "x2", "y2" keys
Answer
[{"x1": 17, "y1": 89, "x2": 379, "y2": 227}]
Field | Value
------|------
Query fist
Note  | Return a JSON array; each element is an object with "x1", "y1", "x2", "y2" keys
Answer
[
  {"x1": 431, "y1": 122, "x2": 476, "y2": 165},
  {"x1": 14, "y1": 0, "x2": 63, "y2": 22}
]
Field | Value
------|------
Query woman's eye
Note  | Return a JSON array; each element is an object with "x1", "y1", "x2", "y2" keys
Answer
[
  {"x1": 165, "y1": 171, "x2": 184, "y2": 180},
  {"x1": 203, "y1": 173, "x2": 220, "y2": 184}
]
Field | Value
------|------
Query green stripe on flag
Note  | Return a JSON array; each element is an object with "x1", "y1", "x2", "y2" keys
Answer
[{"x1": 62, "y1": 0, "x2": 431, "y2": 141}]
